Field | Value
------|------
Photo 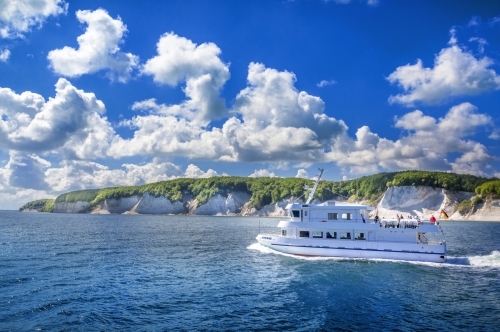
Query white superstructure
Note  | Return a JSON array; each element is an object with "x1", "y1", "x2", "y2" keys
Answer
[{"x1": 256, "y1": 169, "x2": 446, "y2": 263}]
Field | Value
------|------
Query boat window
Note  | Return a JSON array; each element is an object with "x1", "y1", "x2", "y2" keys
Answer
[
  {"x1": 292, "y1": 210, "x2": 300, "y2": 218},
  {"x1": 304, "y1": 211, "x2": 308, "y2": 217},
  {"x1": 355, "y1": 232, "x2": 366, "y2": 240},
  {"x1": 342, "y1": 213, "x2": 352, "y2": 220},
  {"x1": 326, "y1": 232, "x2": 337, "y2": 239},
  {"x1": 299, "y1": 231, "x2": 310, "y2": 238},
  {"x1": 340, "y1": 232, "x2": 351, "y2": 239},
  {"x1": 328, "y1": 213, "x2": 338, "y2": 220},
  {"x1": 282, "y1": 230, "x2": 287, "y2": 236},
  {"x1": 312, "y1": 231, "x2": 323, "y2": 238}
]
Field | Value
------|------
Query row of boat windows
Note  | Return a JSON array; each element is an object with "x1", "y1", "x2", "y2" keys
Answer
[
  {"x1": 281, "y1": 230, "x2": 366, "y2": 240},
  {"x1": 291, "y1": 210, "x2": 353, "y2": 220}
]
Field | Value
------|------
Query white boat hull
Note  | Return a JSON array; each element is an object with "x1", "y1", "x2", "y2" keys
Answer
[{"x1": 257, "y1": 235, "x2": 446, "y2": 263}]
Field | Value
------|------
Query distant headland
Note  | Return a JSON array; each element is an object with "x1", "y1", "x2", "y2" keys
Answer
[{"x1": 19, "y1": 171, "x2": 500, "y2": 221}]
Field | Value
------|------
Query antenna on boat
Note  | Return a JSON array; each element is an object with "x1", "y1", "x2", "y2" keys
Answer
[{"x1": 305, "y1": 168, "x2": 324, "y2": 204}]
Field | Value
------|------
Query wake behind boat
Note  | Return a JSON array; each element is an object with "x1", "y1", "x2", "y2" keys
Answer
[{"x1": 256, "y1": 169, "x2": 446, "y2": 263}]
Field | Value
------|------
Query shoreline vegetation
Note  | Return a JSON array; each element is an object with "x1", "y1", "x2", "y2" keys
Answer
[{"x1": 19, "y1": 171, "x2": 499, "y2": 217}]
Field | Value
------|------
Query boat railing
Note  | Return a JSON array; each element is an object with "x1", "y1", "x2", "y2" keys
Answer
[{"x1": 279, "y1": 218, "x2": 436, "y2": 229}]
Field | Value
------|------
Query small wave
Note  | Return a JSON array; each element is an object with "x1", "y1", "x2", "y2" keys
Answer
[
  {"x1": 446, "y1": 250, "x2": 500, "y2": 268},
  {"x1": 247, "y1": 243, "x2": 336, "y2": 260}
]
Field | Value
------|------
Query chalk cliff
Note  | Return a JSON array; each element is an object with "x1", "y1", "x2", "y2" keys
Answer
[
  {"x1": 374, "y1": 186, "x2": 499, "y2": 221},
  {"x1": 44, "y1": 186, "x2": 499, "y2": 220},
  {"x1": 54, "y1": 201, "x2": 90, "y2": 213}
]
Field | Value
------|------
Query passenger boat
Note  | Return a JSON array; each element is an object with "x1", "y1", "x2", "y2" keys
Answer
[{"x1": 256, "y1": 169, "x2": 447, "y2": 263}]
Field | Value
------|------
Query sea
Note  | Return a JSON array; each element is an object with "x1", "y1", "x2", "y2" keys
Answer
[{"x1": 1, "y1": 211, "x2": 499, "y2": 331}]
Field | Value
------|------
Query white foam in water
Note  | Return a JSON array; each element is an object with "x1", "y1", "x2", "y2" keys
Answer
[
  {"x1": 447, "y1": 250, "x2": 500, "y2": 268},
  {"x1": 247, "y1": 243, "x2": 349, "y2": 261},
  {"x1": 248, "y1": 243, "x2": 500, "y2": 268}
]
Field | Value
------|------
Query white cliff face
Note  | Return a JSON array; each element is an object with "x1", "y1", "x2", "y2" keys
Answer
[
  {"x1": 91, "y1": 196, "x2": 140, "y2": 214},
  {"x1": 192, "y1": 192, "x2": 251, "y2": 215},
  {"x1": 133, "y1": 192, "x2": 186, "y2": 214},
  {"x1": 376, "y1": 186, "x2": 474, "y2": 219},
  {"x1": 450, "y1": 197, "x2": 500, "y2": 221},
  {"x1": 54, "y1": 201, "x2": 90, "y2": 213}
]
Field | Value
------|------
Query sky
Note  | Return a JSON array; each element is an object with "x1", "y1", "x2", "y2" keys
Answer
[{"x1": 1, "y1": 0, "x2": 500, "y2": 209}]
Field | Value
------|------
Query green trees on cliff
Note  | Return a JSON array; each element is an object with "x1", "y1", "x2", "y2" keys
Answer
[
  {"x1": 475, "y1": 180, "x2": 500, "y2": 196},
  {"x1": 18, "y1": 199, "x2": 55, "y2": 212}
]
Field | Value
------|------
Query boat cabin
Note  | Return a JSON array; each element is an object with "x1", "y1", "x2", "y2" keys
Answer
[{"x1": 286, "y1": 201, "x2": 375, "y2": 223}]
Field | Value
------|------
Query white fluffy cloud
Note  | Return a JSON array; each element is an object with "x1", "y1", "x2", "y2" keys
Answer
[
  {"x1": 140, "y1": 32, "x2": 229, "y2": 124},
  {"x1": 47, "y1": 9, "x2": 138, "y2": 82},
  {"x1": 109, "y1": 115, "x2": 234, "y2": 160},
  {"x1": 387, "y1": 42, "x2": 500, "y2": 106},
  {"x1": 45, "y1": 158, "x2": 184, "y2": 192},
  {"x1": 184, "y1": 164, "x2": 220, "y2": 178},
  {"x1": 0, "y1": 78, "x2": 115, "y2": 158},
  {"x1": 327, "y1": 102, "x2": 494, "y2": 176},
  {"x1": 0, "y1": 152, "x2": 53, "y2": 209},
  {"x1": 111, "y1": 62, "x2": 346, "y2": 163},
  {"x1": 0, "y1": 0, "x2": 67, "y2": 38},
  {"x1": 4, "y1": 151, "x2": 51, "y2": 190},
  {"x1": 249, "y1": 169, "x2": 277, "y2": 178},
  {"x1": 229, "y1": 62, "x2": 346, "y2": 161},
  {"x1": 295, "y1": 169, "x2": 309, "y2": 178}
]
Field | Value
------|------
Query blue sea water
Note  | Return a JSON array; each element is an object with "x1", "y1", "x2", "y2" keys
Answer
[{"x1": 1, "y1": 211, "x2": 499, "y2": 331}]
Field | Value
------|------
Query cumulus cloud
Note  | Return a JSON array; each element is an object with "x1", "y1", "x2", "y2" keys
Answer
[
  {"x1": 45, "y1": 158, "x2": 183, "y2": 192},
  {"x1": 0, "y1": 78, "x2": 115, "y2": 158},
  {"x1": 184, "y1": 164, "x2": 220, "y2": 178},
  {"x1": 0, "y1": 152, "x2": 54, "y2": 209},
  {"x1": 327, "y1": 102, "x2": 494, "y2": 176},
  {"x1": 47, "y1": 9, "x2": 138, "y2": 82},
  {"x1": 0, "y1": 49, "x2": 10, "y2": 62},
  {"x1": 295, "y1": 169, "x2": 309, "y2": 178},
  {"x1": 108, "y1": 115, "x2": 234, "y2": 160},
  {"x1": 140, "y1": 32, "x2": 229, "y2": 124},
  {"x1": 0, "y1": 0, "x2": 67, "y2": 38},
  {"x1": 387, "y1": 41, "x2": 500, "y2": 106},
  {"x1": 229, "y1": 62, "x2": 346, "y2": 160},
  {"x1": 111, "y1": 62, "x2": 347, "y2": 163},
  {"x1": 4, "y1": 151, "x2": 51, "y2": 190},
  {"x1": 249, "y1": 169, "x2": 276, "y2": 178}
]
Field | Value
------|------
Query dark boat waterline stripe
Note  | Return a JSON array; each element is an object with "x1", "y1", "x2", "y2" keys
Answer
[{"x1": 270, "y1": 243, "x2": 445, "y2": 255}]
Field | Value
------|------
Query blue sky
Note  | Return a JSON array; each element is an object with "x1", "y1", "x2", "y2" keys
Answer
[{"x1": 1, "y1": 0, "x2": 500, "y2": 209}]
